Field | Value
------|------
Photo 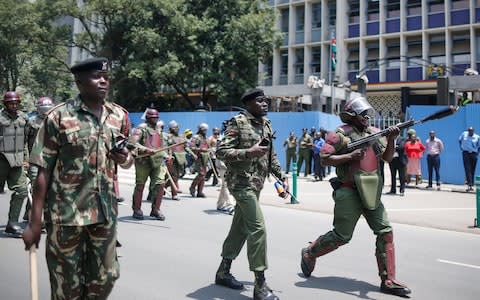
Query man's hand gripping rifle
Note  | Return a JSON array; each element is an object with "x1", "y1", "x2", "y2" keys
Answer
[{"x1": 347, "y1": 106, "x2": 458, "y2": 151}]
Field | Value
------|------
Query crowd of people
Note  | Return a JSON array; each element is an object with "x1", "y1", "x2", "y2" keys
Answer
[{"x1": 0, "y1": 56, "x2": 478, "y2": 300}]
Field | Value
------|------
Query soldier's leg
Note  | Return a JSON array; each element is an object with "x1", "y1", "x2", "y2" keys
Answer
[
  {"x1": 296, "y1": 151, "x2": 304, "y2": 175},
  {"x1": 84, "y1": 221, "x2": 119, "y2": 299},
  {"x1": 301, "y1": 188, "x2": 363, "y2": 277},
  {"x1": 196, "y1": 166, "x2": 207, "y2": 198},
  {"x1": 150, "y1": 165, "x2": 166, "y2": 220},
  {"x1": 45, "y1": 224, "x2": 87, "y2": 300},
  {"x1": 6, "y1": 166, "x2": 28, "y2": 235},
  {"x1": 132, "y1": 162, "x2": 149, "y2": 219},
  {"x1": 364, "y1": 203, "x2": 411, "y2": 297}
]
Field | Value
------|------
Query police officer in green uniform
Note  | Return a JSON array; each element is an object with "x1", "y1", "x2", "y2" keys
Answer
[
  {"x1": 189, "y1": 123, "x2": 210, "y2": 198},
  {"x1": 300, "y1": 96, "x2": 411, "y2": 297},
  {"x1": 130, "y1": 108, "x2": 168, "y2": 221},
  {"x1": 283, "y1": 131, "x2": 297, "y2": 174},
  {"x1": 1, "y1": 91, "x2": 29, "y2": 237},
  {"x1": 23, "y1": 57, "x2": 133, "y2": 299},
  {"x1": 215, "y1": 88, "x2": 287, "y2": 300},
  {"x1": 296, "y1": 128, "x2": 313, "y2": 176},
  {"x1": 23, "y1": 96, "x2": 54, "y2": 221}
]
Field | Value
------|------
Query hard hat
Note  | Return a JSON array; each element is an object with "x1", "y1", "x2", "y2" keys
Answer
[
  {"x1": 145, "y1": 108, "x2": 159, "y2": 119},
  {"x1": 3, "y1": 91, "x2": 21, "y2": 102},
  {"x1": 36, "y1": 96, "x2": 54, "y2": 115},
  {"x1": 339, "y1": 96, "x2": 375, "y2": 123},
  {"x1": 198, "y1": 123, "x2": 209, "y2": 130},
  {"x1": 169, "y1": 120, "x2": 178, "y2": 129}
]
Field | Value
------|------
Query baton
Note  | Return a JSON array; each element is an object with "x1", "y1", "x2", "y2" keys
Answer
[
  {"x1": 164, "y1": 164, "x2": 179, "y2": 192},
  {"x1": 135, "y1": 141, "x2": 185, "y2": 159},
  {"x1": 26, "y1": 177, "x2": 39, "y2": 300},
  {"x1": 208, "y1": 155, "x2": 220, "y2": 181}
]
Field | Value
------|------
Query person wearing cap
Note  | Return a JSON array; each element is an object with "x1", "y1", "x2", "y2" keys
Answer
[
  {"x1": 189, "y1": 123, "x2": 210, "y2": 197},
  {"x1": 22, "y1": 57, "x2": 133, "y2": 299},
  {"x1": 459, "y1": 127, "x2": 480, "y2": 192},
  {"x1": 23, "y1": 96, "x2": 55, "y2": 221},
  {"x1": 130, "y1": 108, "x2": 169, "y2": 220},
  {"x1": 0, "y1": 91, "x2": 30, "y2": 237},
  {"x1": 297, "y1": 128, "x2": 313, "y2": 177},
  {"x1": 215, "y1": 88, "x2": 287, "y2": 300},
  {"x1": 300, "y1": 96, "x2": 411, "y2": 297}
]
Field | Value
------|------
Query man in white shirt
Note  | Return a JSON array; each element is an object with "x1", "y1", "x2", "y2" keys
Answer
[{"x1": 425, "y1": 131, "x2": 444, "y2": 190}]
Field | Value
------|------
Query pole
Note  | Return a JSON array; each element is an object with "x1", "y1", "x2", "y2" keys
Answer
[
  {"x1": 292, "y1": 162, "x2": 298, "y2": 204},
  {"x1": 475, "y1": 175, "x2": 480, "y2": 228}
]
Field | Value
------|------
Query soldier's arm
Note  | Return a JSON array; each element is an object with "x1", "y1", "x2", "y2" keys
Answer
[{"x1": 320, "y1": 130, "x2": 364, "y2": 166}]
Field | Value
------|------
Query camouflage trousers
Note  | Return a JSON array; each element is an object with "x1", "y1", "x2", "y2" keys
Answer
[
  {"x1": 0, "y1": 156, "x2": 28, "y2": 222},
  {"x1": 221, "y1": 186, "x2": 267, "y2": 272},
  {"x1": 45, "y1": 222, "x2": 119, "y2": 300}
]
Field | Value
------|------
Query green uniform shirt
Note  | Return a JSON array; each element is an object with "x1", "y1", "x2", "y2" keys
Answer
[
  {"x1": 217, "y1": 111, "x2": 283, "y2": 192},
  {"x1": 29, "y1": 96, "x2": 131, "y2": 226}
]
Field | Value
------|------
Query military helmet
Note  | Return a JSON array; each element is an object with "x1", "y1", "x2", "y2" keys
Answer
[
  {"x1": 212, "y1": 127, "x2": 220, "y2": 134},
  {"x1": 3, "y1": 91, "x2": 20, "y2": 102},
  {"x1": 169, "y1": 120, "x2": 178, "y2": 129},
  {"x1": 145, "y1": 108, "x2": 159, "y2": 119},
  {"x1": 198, "y1": 123, "x2": 209, "y2": 130},
  {"x1": 339, "y1": 96, "x2": 375, "y2": 123},
  {"x1": 36, "y1": 96, "x2": 54, "y2": 115}
]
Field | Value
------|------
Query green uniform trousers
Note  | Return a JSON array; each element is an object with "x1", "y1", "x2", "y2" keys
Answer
[
  {"x1": 316, "y1": 187, "x2": 392, "y2": 248},
  {"x1": 45, "y1": 222, "x2": 119, "y2": 300},
  {"x1": 297, "y1": 148, "x2": 311, "y2": 176},
  {"x1": 221, "y1": 187, "x2": 267, "y2": 272},
  {"x1": 0, "y1": 155, "x2": 28, "y2": 222},
  {"x1": 285, "y1": 149, "x2": 297, "y2": 173}
]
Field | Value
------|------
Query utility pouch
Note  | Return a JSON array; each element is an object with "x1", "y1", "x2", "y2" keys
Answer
[
  {"x1": 354, "y1": 171, "x2": 383, "y2": 210},
  {"x1": 329, "y1": 177, "x2": 342, "y2": 191}
]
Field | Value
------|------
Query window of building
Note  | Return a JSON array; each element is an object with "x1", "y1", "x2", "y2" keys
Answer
[
  {"x1": 264, "y1": 58, "x2": 273, "y2": 78},
  {"x1": 428, "y1": 0, "x2": 444, "y2": 13},
  {"x1": 386, "y1": 0, "x2": 400, "y2": 18},
  {"x1": 295, "y1": 48, "x2": 304, "y2": 75},
  {"x1": 328, "y1": 0, "x2": 336, "y2": 26},
  {"x1": 312, "y1": 3, "x2": 321, "y2": 28},
  {"x1": 311, "y1": 47, "x2": 321, "y2": 74},
  {"x1": 347, "y1": 43, "x2": 359, "y2": 70},
  {"x1": 349, "y1": 0, "x2": 360, "y2": 23},
  {"x1": 477, "y1": 0, "x2": 480, "y2": 8},
  {"x1": 296, "y1": 6, "x2": 305, "y2": 31},
  {"x1": 386, "y1": 39, "x2": 400, "y2": 67},
  {"x1": 452, "y1": 53, "x2": 470, "y2": 64},
  {"x1": 281, "y1": 9, "x2": 289, "y2": 33},
  {"x1": 407, "y1": 0, "x2": 422, "y2": 15},
  {"x1": 452, "y1": 32, "x2": 470, "y2": 63},
  {"x1": 451, "y1": 0, "x2": 469, "y2": 10},
  {"x1": 366, "y1": 41, "x2": 379, "y2": 68},
  {"x1": 367, "y1": 0, "x2": 380, "y2": 21},
  {"x1": 407, "y1": 37, "x2": 422, "y2": 66},
  {"x1": 280, "y1": 50, "x2": 288, "y2": 75}
]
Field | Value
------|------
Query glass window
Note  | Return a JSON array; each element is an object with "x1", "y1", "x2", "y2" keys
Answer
[
  {"x1": 264, "y1": 58, "x2": 273, "y2": 77},
  {"x1": 452, "y1": 53, "x2": 470, "y2": 64},
  {"x1": 366, "y1": 41, "x2": 379, "y2": 64},
  {"x1": 296, "y1": 6, "x2": 305, "y2": 31},
  {"x1": 295, "y1": 48, "x2": 304, "y2": 75},
  {"x1": 407, "y1": 57, "x2": 423, "y2": 67},
  {"x1": 349, "y1": 1, "x2": 360, "y2": 23},
  {"x1": 407, "y1": 37, "x2": 422, "y2": 60},
  {"x1": 312, "y1": 3, "x2": 321, "y2": 28},
  {"x1": 328, "y1": 0, "x2": 336, "y2": 26},
  {"x1": 281, "y1": 9, "x2": 289, "y2": 32},
  {"x1": 428, "y1": 0, "x2": 444, "y2": 13},
  {"x1": 407, "y1": 0, "x2": 422, "y2": 15},
  {"x1": 451, "y1": 0, "x2": 469, "y2": 10},
  {"x1": 311, "y1": 47, "x2": 321, "y2": 74},
  {"x1": 386, "y1": 0, "x2": 400, "y2": 18},
  {"x1": 367, "y1": 0, "x2": 380, "y2": 21},
  {"x1": 348, "y1": 60, "x2": 360, "y2": 70},
  {"x1": 280, "y1": 50, "x2": 288, "y2": 75}
]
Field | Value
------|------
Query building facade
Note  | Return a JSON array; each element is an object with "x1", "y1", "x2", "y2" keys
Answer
[{"x1": 259, "y1": 0, "x2": 480, "y2": 116}]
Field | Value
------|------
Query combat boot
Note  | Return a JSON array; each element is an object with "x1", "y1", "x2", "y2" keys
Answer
[
  {"x1": 5, "y1": 222, "x2": 23, "y2": 238},
  {"x1": 376, "y1": 232, "x2": 411, "y2": 297},
  {"x1": 215, "y1": 258, "x2": 244, "y2": 290},
  {"x1": 301, "y1": 235, "x2": 344, "y2": 277},
  {"x1": 189, "y1": 177, "x2": 198, "y2": 197},
  {"x1": 150, "y1": 185, "x2": 166, "y2": 221},
  {"x1": 253, "y1": 271, "x2": 279, "y2": 300},
  {"x1": 132, "y1": 184, "x2": 144, "y2": 220},
  {"x1": 196, "y1": 179, "x2": 206, "y2": 198}
]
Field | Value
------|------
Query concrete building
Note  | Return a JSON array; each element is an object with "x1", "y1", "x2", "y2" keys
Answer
[{"x1": 259, "y1": 0, "x2": 480, "y2": 116}]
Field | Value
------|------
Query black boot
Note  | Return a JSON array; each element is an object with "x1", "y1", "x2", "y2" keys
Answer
[
  {"x1": 5, "y1": 222, "x2": 23, "y2": 238},
  {"x1": 215, "y1": 258, "x2": 244, "y2": 290},
  {"x1": 253, "y1": 271, "x2": 279, "y2": 300}
]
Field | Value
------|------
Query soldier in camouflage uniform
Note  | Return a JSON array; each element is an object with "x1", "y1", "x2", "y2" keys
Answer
[
  {"x1": 0, "y1": 91, "x2": 29, "y2": 237},
  {"x1": 296, "y1": 128, "x2": 313, "y2": 176},
  {"x1": 166, "y1": 120, "x2": 192, "y2": 199},
  {"x1": 23, "y1": 57, "x2": 133, "y2": 300},
  {"x1": 130, "y1": 108, "x2": 168, "y2": 221},
  {"x1": 299, "y1": 97, "x2": 411, "y2": 297},
  {"x1": 215, "y1": 88, "x2": 287, "y2": 300},
  {"x1": 23, "y1": 96, "x2": 54, "y2": 221},
  {"x1": 189, "y1": 123, "x2": 210, "y2": 198}
]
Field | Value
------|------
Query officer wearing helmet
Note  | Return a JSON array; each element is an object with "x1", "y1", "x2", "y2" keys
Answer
[
  {"x1": 300, "y1": 96, "x2": 411, "y2": 297},
  {"x1": 189, "y1": 123, "x2": 210, "y2": 197},
  {"x1": 130, "y1": 108, "x2": 168, "y2": 220},
  {"x1": 0, "y1": 91, "x2": 30, "y2": 237},
  {"x1": 22, "y1": 96, "x2": 55, "y2": 221}
]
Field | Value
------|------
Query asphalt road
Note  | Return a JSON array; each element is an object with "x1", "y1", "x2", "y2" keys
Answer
[{"x1": 1, "y1": 167, "x2": 479, "y2": 299}]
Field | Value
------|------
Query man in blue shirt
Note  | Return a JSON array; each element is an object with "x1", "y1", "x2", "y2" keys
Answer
[
  {"x1": 458, "y1": 127, "x2": 480, "y2": 191},
  {"x1": 312, "y1": 131, "x2": 325, "y2": 181}
]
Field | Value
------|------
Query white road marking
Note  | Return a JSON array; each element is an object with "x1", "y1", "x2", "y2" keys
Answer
[
  {"x1": 437, "y1": 259, "x2": 480, "y2": 269},
  {"x1": 388, "y1": 208, "x2": 475, "y2": 212}
]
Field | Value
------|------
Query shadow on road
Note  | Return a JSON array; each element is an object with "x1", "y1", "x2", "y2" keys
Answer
[
  {"x1": 186, "y1": 283, "x2": 252, "y2": 300},
  {"x1": 295, "y1": 274, "x2": 381, "y2": 300},
  {"x1": 117, "y1": 216, "x2": 171, "y2": 229}
]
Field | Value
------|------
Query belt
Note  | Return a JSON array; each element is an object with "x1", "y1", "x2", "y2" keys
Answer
[{"x1": 341, "y1": 181, "x2": 356, "y2": 189}]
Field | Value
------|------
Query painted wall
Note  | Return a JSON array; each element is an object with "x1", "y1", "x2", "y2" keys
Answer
[{"x1": 407, "y1": 104, "x2": 480, "y2": 185}]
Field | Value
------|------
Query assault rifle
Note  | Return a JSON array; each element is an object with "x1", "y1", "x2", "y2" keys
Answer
[{"x1": 347, "y1": 105, "x2": 458, "y2": 151}]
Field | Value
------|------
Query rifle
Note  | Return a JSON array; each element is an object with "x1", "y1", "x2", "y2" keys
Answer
[{"x1": 347, "y1": 106, "x2": 458, "y2": 151}]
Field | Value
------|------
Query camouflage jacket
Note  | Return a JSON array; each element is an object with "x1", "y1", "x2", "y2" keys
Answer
[
  {"x1": 216, "y1": 111, "x2": 283, "y2": 192},
  {"x1": 27, "y1": 113, "x2": 43, "y2": 153},
  {"x1": 29, "y1": 96, "x2": 132, "y2": 226},
  {"x1": 0, "y1": 109, "x2": 29, "y2": 167}
]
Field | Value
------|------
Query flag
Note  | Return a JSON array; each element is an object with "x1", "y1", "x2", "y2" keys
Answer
[{"x1": 331, "y1": 37, "x2": 337, "y2": 71}]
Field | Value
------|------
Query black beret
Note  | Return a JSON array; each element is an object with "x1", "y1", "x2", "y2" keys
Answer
[
  {"x1": 241, "y1": 88, "x2": 265, "y2": 103},
  {"x1": 70, "y1": 57, "x2": 109, "y2": 74}
]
